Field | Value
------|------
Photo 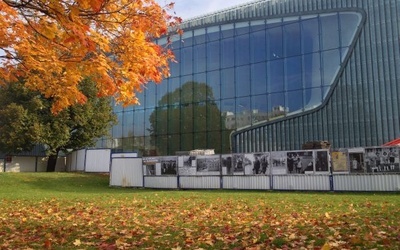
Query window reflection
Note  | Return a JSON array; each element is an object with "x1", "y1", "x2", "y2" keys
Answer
[{"x1": 108, "y1": 11, "x2": 363, "y2": 155}]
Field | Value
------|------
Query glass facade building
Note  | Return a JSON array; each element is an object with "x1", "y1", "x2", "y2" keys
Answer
[{"x1": 96, "y1": 0, "x2": 400, "y2": 156}]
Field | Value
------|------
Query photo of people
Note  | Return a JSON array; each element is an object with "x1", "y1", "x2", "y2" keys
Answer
[
  {"x1": 365, "y1": 147, "x2": 400, "y2": 173},
  {"x1": 349, "y1": 152, "x2": 365, "y2": 173},
  {"x1": 270, "y1": 151, "x2": 287, "y2": 174},
  {"x1": 315, "y1": 150, "x2": 330, "y2": 172},
  {"x1": 252, "y1": 153, "x2": 270, "y2": 175},
  {"x1": 161, "y1": 156, "x2": 177, "y2": 175},
  {"x1": 286, "y1": 151, "x2": 313, "y2": 174},
  {"x1": 221, "y1": 154, "x2": 233, "y2": 175},
  {"x1": 196, "y1": 155, "x2": 221, "y2": 174},
  {"x1": 232, "y1": 154, "x2": 251, "y2": 174}
]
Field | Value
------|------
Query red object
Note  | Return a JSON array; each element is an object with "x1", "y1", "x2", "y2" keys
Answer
[{"x1": 382, "y1": 138, "x2": 400, "y2": 146}]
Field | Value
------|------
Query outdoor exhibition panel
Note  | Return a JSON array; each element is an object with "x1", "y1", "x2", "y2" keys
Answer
[
  {"x1": 179, "y1": 176, "x2": 220, "y2": 189},
  {"x1": 143, "y1": 176, "x2": 178, "y2": 189},
  {"x1": 110, "y1": 157, "x2": 143, "y2": 187},
  {"x1": 272, "y1": 175, "x2": 331, "y2": 191},
  {"x1": 84, "y1": 149, "x2": 111, "y2": 172},
  {"x1": 333, "y1": 174, "x2": 400, "y2": 192},
  {"x1": 222, "y1": 176, "x2": 270, "y2": 190}
]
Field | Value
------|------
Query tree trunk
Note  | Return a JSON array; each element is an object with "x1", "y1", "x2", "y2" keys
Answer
[{"x1": 46, "y1": 150, "x2": 59, "y2": 172}]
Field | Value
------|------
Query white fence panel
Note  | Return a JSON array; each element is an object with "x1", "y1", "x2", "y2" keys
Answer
[
  {"x1": 180, "y1": 176, "x2": 220, "y2": 189},
  {"x1": 6, "y1": 156, "x2": 35, "y2": 172},
  {"x1": 333, "y1": 174, "x2": 400, "y2": 191},
  {"x1": 85, "y1": 149, "x2": 111, "y2": 172},
  {"x1": 66, "y1": 151, "x2": 77, "y2": 171},
  {"x1": 223, "y1": 176, "x2": 270, "y2": 190},
  {"x1": 110, "y1": 158, "x2": 143, "y2": 187},
  {"x1": 273, "y1": 175, "x2": 330, "y2": 191},
  {"x1": 76, "y1": 149, "x2": 86, "y2": 171},
  {"x1": 144, "y1": 176, "x2": 178, "y2": 189}
]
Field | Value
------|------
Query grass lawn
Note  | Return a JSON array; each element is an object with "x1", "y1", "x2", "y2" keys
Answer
[{"x1": 0, "y1": 173, "x2": 399, "y2": 249}]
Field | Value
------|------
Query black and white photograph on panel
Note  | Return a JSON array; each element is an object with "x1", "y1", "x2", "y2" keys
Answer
[
  {"x1": 252, "y1": 153, "x2": 270, "y2": 175},
  {"x1": 161, "y1": 156, "x2": 177, "y2": 175},
  {"x1": 221, "y1": 154, "x2": 233, "y2": 175},
  {"x1": 142, "y1": 157, "x2": 160, "y2": 175},
  {"x1": 196, "y1": 155, "x2": 221, "y2": 175},
  {"x1": 315, "y1": 150, "x2": 330, "y2": 173},
  {"x1": 270, "y1": 151, "x2": 287, "y2": 174},
  {"x1": 348, "y1": 149, "x2": 365, "y2": 173},
  {"x1": 365, "y1": 147, "x2": 400, "y2": 173},
  {"x1": 286, "y1": 151, "x2": 313, "y2": 174},
  {"x1": 178, "y1": 155, "x2": 197, "y2": 175},
  {"x1": 232, "y1": 154, "x2": 252, "y2": 175},
  {"x1": 331, "y1": 149, "x2": 349, "y2": 172}
]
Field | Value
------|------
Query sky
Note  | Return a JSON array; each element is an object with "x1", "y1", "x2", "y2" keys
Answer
[{"x1": 156, "y1": 0, "x2": 257, "y2": 20}]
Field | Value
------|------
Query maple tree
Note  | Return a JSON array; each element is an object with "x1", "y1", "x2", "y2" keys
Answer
[{"x1": 0, "y1": 0, "x2": 181, "y2": 113}]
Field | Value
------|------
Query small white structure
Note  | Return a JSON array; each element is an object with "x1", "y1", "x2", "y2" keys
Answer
[{"x1": 110, "y1": 153, "x2": 142, "y2": 187}]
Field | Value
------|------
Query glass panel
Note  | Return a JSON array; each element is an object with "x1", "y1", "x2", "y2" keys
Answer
[
  {"x1": 236, "y1": 97, "x2": 251, "y2": 128},
  {"x1": 251, "y1": 20, "x2": 265, "y2": 32},
  {"x1": 322, "y1": 49, "x2": 340, "y2": 86},
  {"x1": 340, "y1": 12, "x2": 362, "y2": 47},
  {"x1": 168, "y1": 134, "x2": 181, "y2": 155},
  {"x1": 168, "y1": 78, "x2": 180, "y2": 105},
  {"x1": 301, "y1": 17, "x2": 320, "y2": 54},
  {"x1": 303, "y1": 53, "x2": 321, "y2": 89},
  {"x1": 221, "y1": 37, "x2": 234, "y2": 68},
  {"x1": 194, "y1": 28, "x2": 206, "y2": 44},
  {"x1": 286, "y1": 90, "x2": 303, "y2": 114},
  {"x1": 194, "y1": 132, "x2": 207, "y2": 149},
  {"x1": 112, "y1": 112, "x2": 123, "y2": 137},
  {"x1": 144, "y1": 108, "x2": 153, "y2": 136},
  {"x1": 156, "y1": 107, "x2": 167, "y2": 135},
  {"x1": 267, "y1": 25, "x2": 283, "y2": 60},
  {"x1": 221, "y1": 24, "x2": 234, "y2": 38},
  {"x1": 181, "y1": 30, "x2": 193, "y2": 47},
  {"x1": 169, "y1": 48, "x2": 180, "y2": 76},
  {"x1": 284, "y1": 21, "x2": 301, "y2": 57},
  {"x1": 193, "y1": 43, "x2": 206, "y2": 73},
  {"x1": 181, "y1": 46, "x2": 193, "y2": 75},
  {"x1": 320, "y1": 13, "x2": 339, "y2": 50},
  {"x1": 181, "y1": 103, "x2": 193, "y2": 134},
  {"x1": 168, "y1": 105, "x2": 180, "y2": 134},
  {"x1": 207, "y1": 40, "x2": 220, "y2": 71},
  {"x1": 207, "y1": 26, "x2": 220, "y2": 42},
  {"x1": 250, "y1": 29, "x2": 266, "y2": 63},
  {"x1": 181, "y1": 133, "x2": 193, "y2": 151},
  {"x1": 269, "y1": 92, "x2": 286, "y2": 120},
  {"x1": 236, "y1": 65, "x2": 251, "y2": 97},
  {"x1": 194, "y1": 103, "x2": 207, "y2": 132},
  {"x1": 123, "y1": 111, "x2": 133, "y2": 137},
  {"x1": 251, "y1": 62, "x2": 267, "y2": 95},
  {"x1": 145, "y1": 83, "x2": 157, "y2": 108},
  {"x1": 236, "y1": 22, "x2": 249, "y2": 35},
  {"x1": 207, "y1": 100, "x2": 221, "y2": 131},
  {"x1": 268, "y1": 59, "x2": 284, "y2": 93},
  {"x1": 207, "y1": 70, "x2": 221, "y2": 100},
  {"x1": 252, "y1": 94, "x2": 268, "y2": 113},
  {"x1": 304, "y1": 87, "x2": 322, "y2": 110},
  {"x1": 134, "y1": 109, "x2": 145, "y2": 136},
  {"x1": 180, "y1": 78, "x2": 193, "y2": 104},
  {"x1": 221, "y1": 68, "x2": 235, "y2": 99},
  {"x1": 285, "y1": 56, "x2": 302, "y2": 91},
  {"x1": 235, "y1": 34, "x2": 250, "y2": 66}
]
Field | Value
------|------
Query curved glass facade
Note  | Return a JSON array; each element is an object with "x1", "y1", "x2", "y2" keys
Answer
[{"x1": 97, "y1": 0, "x2": 400, "y2": 156}]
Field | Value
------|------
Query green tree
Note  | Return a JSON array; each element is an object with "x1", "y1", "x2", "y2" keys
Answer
[
  {"x1": 0, "y1": 79, "x2": 116, "y2": 171},
  {"x1": 148, "y1": 81, "x2": 232, "y2": 156}
]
